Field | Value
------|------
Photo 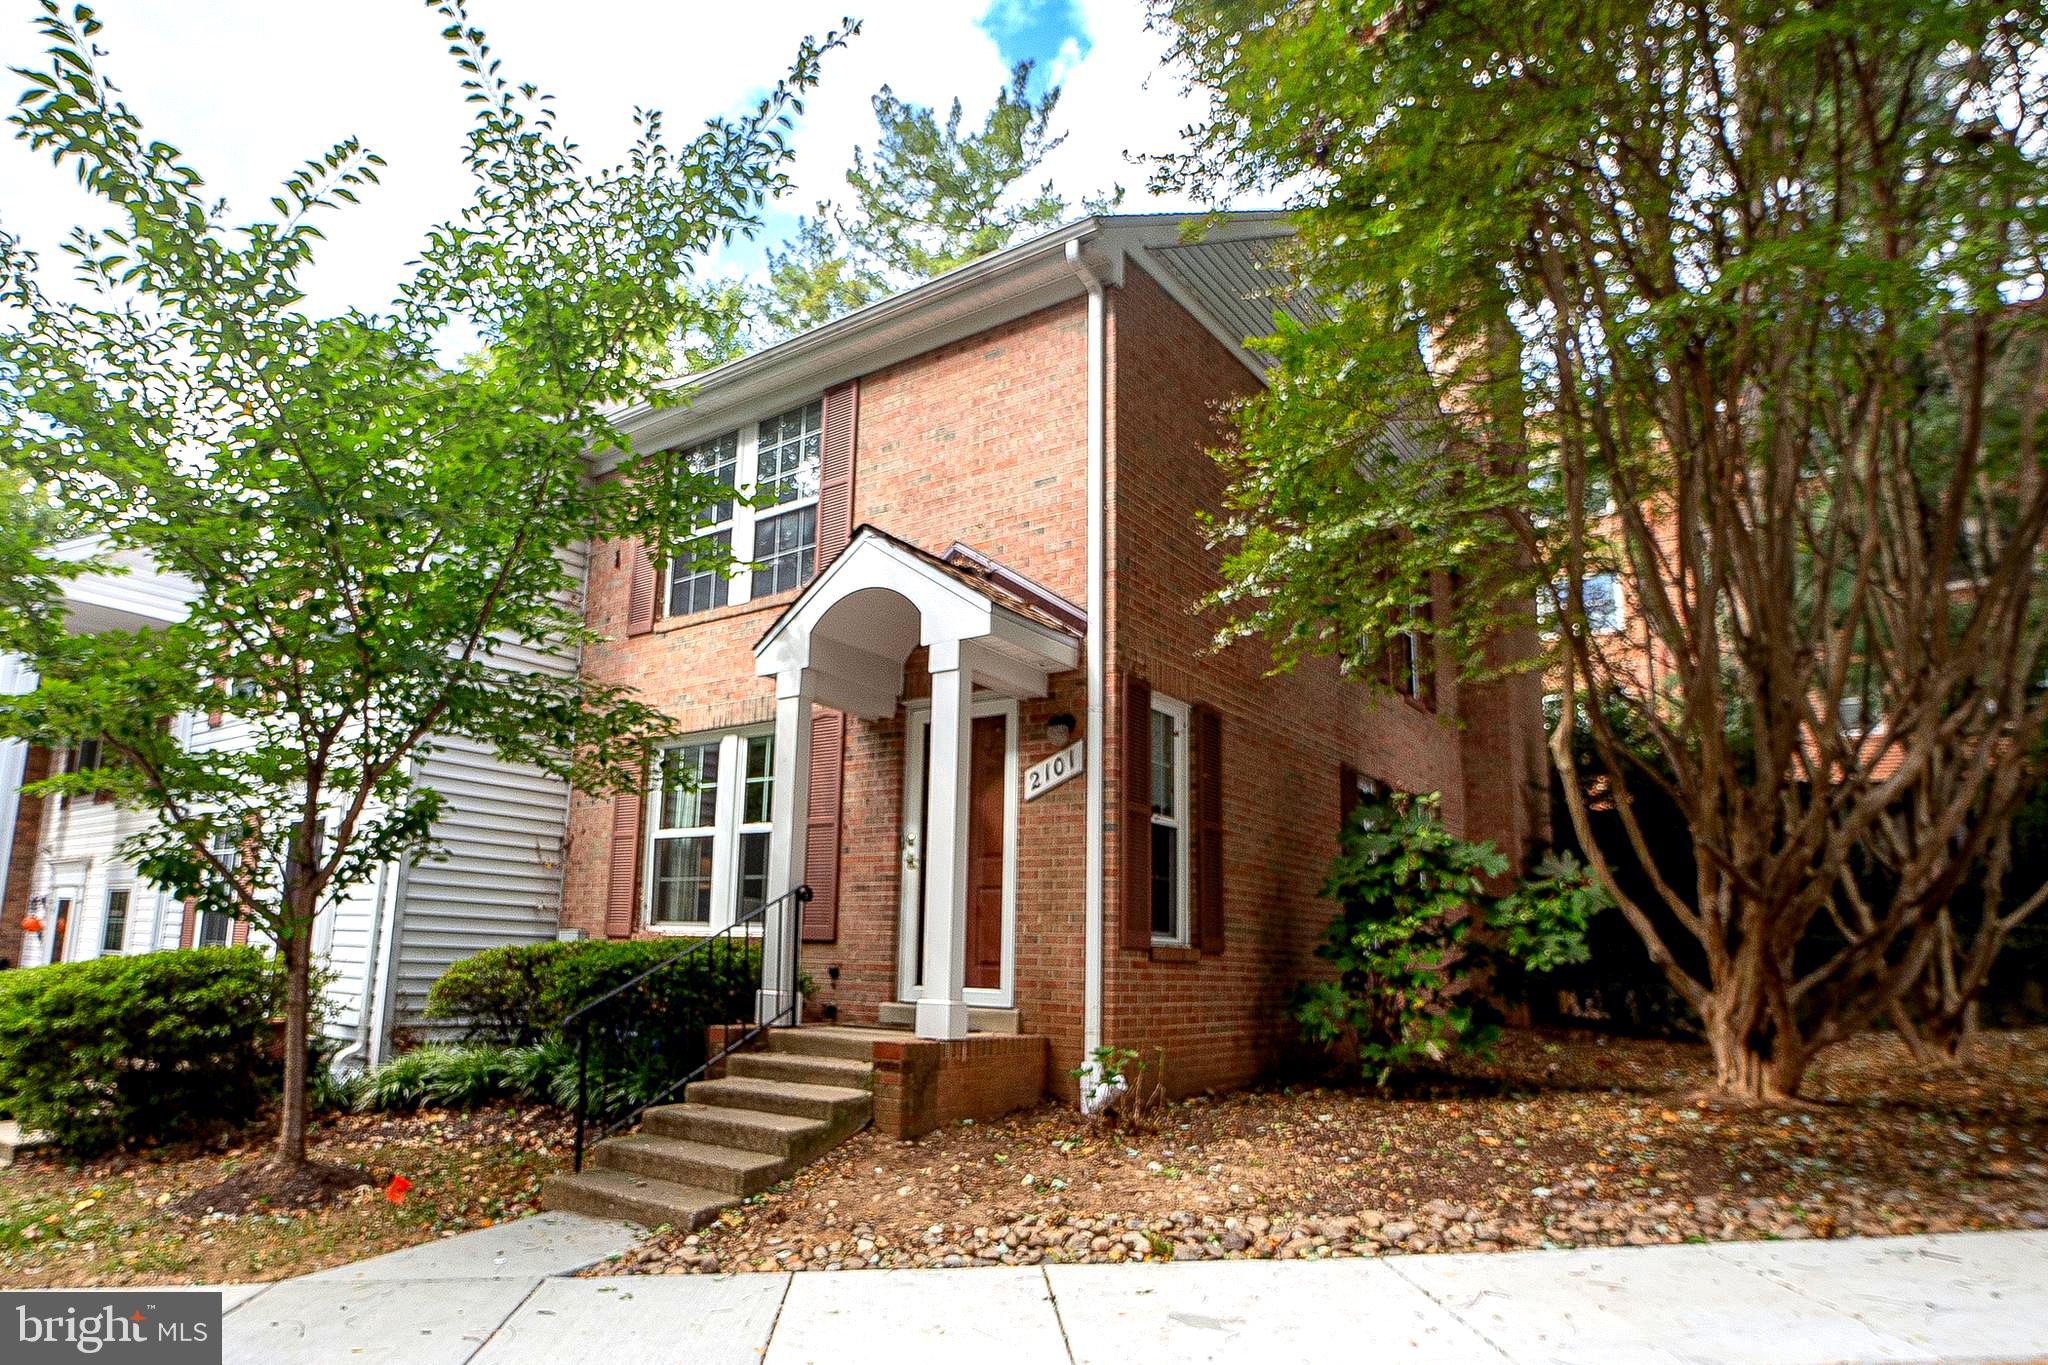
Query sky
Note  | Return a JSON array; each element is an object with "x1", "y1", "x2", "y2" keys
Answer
[{"x1": 0, "y1": 0, "x2": 1211, "y2": 322}]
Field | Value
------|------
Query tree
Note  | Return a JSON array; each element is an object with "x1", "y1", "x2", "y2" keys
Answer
[
  {"x1": 0, "y1": 0, "x2": 847, "y2": 1169},
  {"x1": 756, "y1": 61, "x2": 1121, "y2": 335},
  {"x1": 1158, "y1": 0, "x2": 2048, "y2": 1099}
]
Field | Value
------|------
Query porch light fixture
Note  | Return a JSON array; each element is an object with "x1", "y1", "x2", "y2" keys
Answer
[{"x1": 1045, "y1": 713, "x2": 1077, "y2": 746}]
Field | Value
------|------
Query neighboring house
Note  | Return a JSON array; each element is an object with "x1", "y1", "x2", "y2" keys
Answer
[
  {"x1": 0, "y1": 541, "x2": 576, "y2": 1067},
  {"x1": 560, "y1": 212, "x2": 1550, "y2": 1100}
]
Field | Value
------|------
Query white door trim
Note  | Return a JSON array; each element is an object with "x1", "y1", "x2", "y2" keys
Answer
[{"x1": 897, "y1": 696, "x2": 1018, "y2": 1009}]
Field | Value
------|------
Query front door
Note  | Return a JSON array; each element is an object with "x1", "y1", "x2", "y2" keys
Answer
[
  {"x1": 49, "y1": 896, "x2": 71, "y2": 964},
  {"x1": 899, "y1": 702, "x2": 1015, "y2": 1005}
]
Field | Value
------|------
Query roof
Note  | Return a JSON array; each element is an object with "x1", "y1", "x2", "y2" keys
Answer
[
  {"x1": 753, "y1": 524, "x2": 1083, "y2": 654},
  {"x1": 600, "y1": 211, "x2": 1305, "y2": 465}
]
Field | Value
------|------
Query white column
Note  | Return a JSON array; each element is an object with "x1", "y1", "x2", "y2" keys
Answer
[
  {"x1": 917, "y1": 640, "x2": 973, "y2": 1039},
  {"x1": 760, "y1": 665, "x2": 812, "y2": 1026}
]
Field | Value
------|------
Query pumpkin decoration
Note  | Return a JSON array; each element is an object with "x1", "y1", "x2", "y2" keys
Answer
[{"x1": 20, "y1": 915, "x2": 43, "y2": 934}]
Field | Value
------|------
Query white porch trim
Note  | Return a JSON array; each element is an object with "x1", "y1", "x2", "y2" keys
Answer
[{"x1": 753, "y1": 527, "x2": 1079, "y2": 1040}]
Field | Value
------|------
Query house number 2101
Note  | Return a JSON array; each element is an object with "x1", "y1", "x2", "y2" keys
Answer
[{"x1": 1023, "y1": 741, "x2": 1085, "y2": 801}]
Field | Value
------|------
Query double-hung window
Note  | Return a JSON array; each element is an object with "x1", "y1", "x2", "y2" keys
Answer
[
  {"x1": 1148, "y1": 695, "x2": 1191, "y2": 944},
  {"x1": 101, "y1": 887, "x2": 130, "y2": 954},
  {"x1": 198, "y1": 830, "x2": 239, "y2": 947},
  {"x1": 665, "y1": 400, "x2": 821, "y2": 617},
  {"x1": 668, "y1": 433, "x2": 737, "y2": 616},
  {"x1": 647, "y1": 729, "x2": 777, "y2": 932}
]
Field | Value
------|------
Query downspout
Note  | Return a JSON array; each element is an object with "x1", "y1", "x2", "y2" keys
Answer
[{"x1": 1066, "y1": 239, "x2": 1118, "y2": 1113}]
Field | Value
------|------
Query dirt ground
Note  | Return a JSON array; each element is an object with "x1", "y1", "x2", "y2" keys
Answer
[
  {"x1": 599, "y1": 1028, "x2": 2048, "y2": 1275},
  {"x1": 0, "y1": 1105, "x2": 566, "y2": 1286}
]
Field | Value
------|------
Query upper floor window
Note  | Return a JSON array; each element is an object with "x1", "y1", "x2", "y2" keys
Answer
[
  {"x1": 1582, "y1": 573, "x2": 1625, "y2": 635},
  {"x1": 665, "y1": 400, "x2": 822, "y2": 618},
  {"x1": 647, "y1": 729, "x2": 777, "y2": 932}
]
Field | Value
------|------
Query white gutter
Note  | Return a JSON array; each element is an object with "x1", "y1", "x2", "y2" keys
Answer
[{"x1": 1067, "y1": 239, "x2": 1118, "y2": 1114}]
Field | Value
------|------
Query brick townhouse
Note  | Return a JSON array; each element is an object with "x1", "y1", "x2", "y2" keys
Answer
[{"x1": 558, "y1": 211, "x2": 1550, "y2": 1104}]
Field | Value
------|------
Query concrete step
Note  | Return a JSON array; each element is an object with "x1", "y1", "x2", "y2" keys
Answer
[
  {"x1": 590, "y1": 1132, "x2": 790, "y2": 1196},
  {"x1": 686, "y1": 1075, "x2": 872, "y2": 1125},
  {"x1": 766, "y1": 1026, "x2": 904, "y2": 1061},
  {"x1": 877, "y1": 1001, "x2": 1022, "y2": 1034},
  {"x1": 727, "y1": 1051, "x2": 875, "y2": 1091},
  {"x1": 641, "y1": 1102, "x2": 839, "y2": 1160},
  {"x1": 538, "y1": 1168, "x2": 730, "y2": 1231}
]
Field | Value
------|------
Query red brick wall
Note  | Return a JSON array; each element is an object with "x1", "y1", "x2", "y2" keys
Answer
[
  {"x1": 870, "y1": 1033, "x2": 1049, "y2": 1138},
  {"x1": 562, "y1": 302, "x2": 1094, "y2": 1087},
  {"x1": 563, "y1": 269, "x2": 1541, "y2": 1105},
  {"x1": 1, "y1": 744, "x2": 50, "y2": 968},
  {"x1": 1098, "y1": 264, "x2": 1539, "y2": 1097}
]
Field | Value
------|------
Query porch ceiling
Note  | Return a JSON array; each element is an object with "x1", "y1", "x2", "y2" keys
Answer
[{"x1": 754, "y1": 526, "x2": 1080, "y2": 719}]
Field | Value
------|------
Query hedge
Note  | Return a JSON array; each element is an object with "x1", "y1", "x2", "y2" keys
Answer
[
  {"x1": 425, "y1": 938, "x2": 759, "y2": 1121},
  {"x1": 0, "y1": 947, "x2": 285, "y2": 1153}
]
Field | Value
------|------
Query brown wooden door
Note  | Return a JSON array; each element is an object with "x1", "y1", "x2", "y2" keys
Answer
[
  {"x1": 49, "y1": 897, "x2": 71, "y2": 964},
  {"x1": 964, "y1": 716, "x2": 1006, "y2": 990},
  {"x1": 913, "y1": 714, "x2": 1008, "y2": 992}
]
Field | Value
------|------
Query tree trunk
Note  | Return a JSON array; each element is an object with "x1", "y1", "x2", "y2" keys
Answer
[
  {"x1": 274, "y1": 921, "x2": 311, "y2": 1168},
  {"x1": 1703, "y1": 1002, "x2": 1805, "y2": 1103}
]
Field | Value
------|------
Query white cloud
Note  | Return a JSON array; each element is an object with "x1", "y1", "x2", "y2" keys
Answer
[{"x1": 0, "y1": 0, "x2": 1208, "y2": 320}]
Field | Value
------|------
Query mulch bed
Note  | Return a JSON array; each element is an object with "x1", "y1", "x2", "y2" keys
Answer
[
  {"x1": 1, "y1": 1105, "x2": 567, "y2": 1286},
  {"x1": 597, "y1": 1027, "x2": 2048, "y2": 1276},
  {"x1": 166, "y1": 1159, "x2": 376, "y2": 1218}
]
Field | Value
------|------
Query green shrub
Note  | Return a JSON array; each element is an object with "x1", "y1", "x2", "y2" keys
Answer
[
  {"x1": 0, "y1": 947, "x2": 285, "y2": 1153},
  {"x1": 351, "y1": 1039, "x2": 588, "y2": 1112},
  {"x1": 422, "y1": 938, "x2": 763, "y2": 1120},
  {"x1": 1295, "y1": 793, "x2": 1597, "y2": 1084},
  {"x1": 426, "y1": 938, "x2": 759, "y2": 1043}
]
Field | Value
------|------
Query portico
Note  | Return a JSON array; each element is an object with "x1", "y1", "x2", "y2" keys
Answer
[{"x1": 752, "y1": 527, "x2": 1081, "y2": 1040}]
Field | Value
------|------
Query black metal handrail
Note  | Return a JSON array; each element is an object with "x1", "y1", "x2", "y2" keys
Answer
[{"x1": 567, "y1": 883, "x2": 810, "y2": 1172}]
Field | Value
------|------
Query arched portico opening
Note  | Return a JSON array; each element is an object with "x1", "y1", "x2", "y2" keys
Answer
[{"x1": 753, "y1": 528, "x2": 1080, "y2": 1038}]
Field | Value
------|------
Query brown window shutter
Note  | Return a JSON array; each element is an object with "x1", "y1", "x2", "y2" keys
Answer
[
  {"x1": 1339, "y1": 762, "x2": 1361, "y2": 835},
  {"x1": 232, "y1": 916, "x2": 251, "y2": 946},
  {"x1": 1418, "y1": 593, "x2": 1438, "y2": 709},
  {"x1": 802, "y1": 709, "x2": 845, "y2": 941},
  {"x1": 796, "y1": 381, "x2": 857, "y2": 941},
  {"x1": 177, "y1": 898, "x2": 196, "y2": 950},
  {"x1": 626, "y1": 541, "x2": 657, "y2": 637},
  {"x1": 1120, "y1": 675, "x2": 1153, "y2": 951},
  {"x1": 1192, "y1": 702, "x2": 1224, "y2": 954},
  {"x1": 816, "y1": 381, "x2": 858, "y2": 573},
  {"x1": 605, "y1": 759, "x2": 644, "y2": 937}
]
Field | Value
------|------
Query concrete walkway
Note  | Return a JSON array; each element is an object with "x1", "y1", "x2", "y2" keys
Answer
[{"x1": 210, "y1": 1224, "x2": 2048, "y2": 1365}]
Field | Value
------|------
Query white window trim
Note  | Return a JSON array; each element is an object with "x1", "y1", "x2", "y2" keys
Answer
[
  {"x1": 101, "y1": 885, "x2": 132, "y2": 955},
  {"x1": 1150, "y1": 693, "x2": 1192, "y2": 947},
  {"x1": 1582, "y1": 573, "x2": 1626, "y2": 636},
  {"x1": 643, "y1": 726, "x2": 776, "y2": 936},
  {"x1": 894, "y1": 697, "x2": 1021, "y2": 1010},
  {"x1": 665, "y1": 400, "x2": 822, "y2": 617}
]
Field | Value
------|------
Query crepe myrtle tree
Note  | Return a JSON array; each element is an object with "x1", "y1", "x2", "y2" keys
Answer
[
  {"x1": 1158, "y1": 0, "x2": 2048, "y2": 1099},
  {"x1": 0, "y1": 1, "x2": 849, "y2": 1167}
]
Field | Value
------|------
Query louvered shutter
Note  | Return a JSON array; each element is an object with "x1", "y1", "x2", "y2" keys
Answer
[
  {"x1": 1192, "y1": 702, "x2": 1224, "y2": 954},
  {"x1": 816, "y1": 381, "x2": 857, "y2": 568},
  {"x1": 605, "y1": 758, "x2": 644, "y2": 937},
  {"x1": 1121, "y1": 675, "x2": 1154, "y2": 950},
  {"x1": 796, "y1": 382, "x2": 858, "y2": 941},
  {"x1": 802, "y1": 711, "x2": 844, "y2": 941},
  {"x1": 626, "y1": 542, "x2": 657, "y2": 637}
]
